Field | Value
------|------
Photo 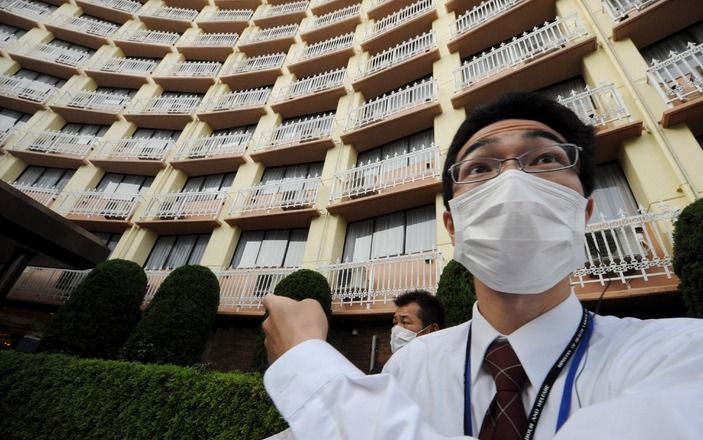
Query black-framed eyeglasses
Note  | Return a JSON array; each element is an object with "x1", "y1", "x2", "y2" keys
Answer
[{"x1": 448, "y1": 143, "x2": 582, "y2": 185}]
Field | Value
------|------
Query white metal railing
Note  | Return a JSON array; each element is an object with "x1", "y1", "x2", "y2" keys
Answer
[
  {"x1": 53, "y1": 89, "x2": 130, "y2": 112},
  {"x1": 0, "y1": 74, "x2": 56, "y2": 103},
  {"x1": 139, "y1": 4, "x2": 199, "y2": 21},
  {"x1": 114, "y1": 28, "x2": 181, "y2": 46},
  {"x1": 358, "y1": 31, "x2": 435, "y2": 78},
  {"x1": 450, "y1": 0, "x2": 522, "y2": 39},
  {"x1": 128, "y1": 95, "x2": 201, "y2": 114},
  {"x1": 9, "y1": 267, "x2": 89, "y2": 304},
  {"x1": 453, "y1": 14, "x2": 589, "y2": 91},
  {"x1": 602, "y1": 0, "x2": 659, "y2": 22},
  {"x1": 0, "y1": 0, "x2": 54, "y2": 20},
  {"x1": 154, "y1": 61, "x2": 222, "y2": 77},
  {"x1": 231, "y1": 177, "x2": 321, "y2": 214},
  {"x1": 11, "y1": 42, "x2": 91, "y2": 68},
  {"x1": 10, "y1": 184, "x2": 59, "y2": 206},
  {"x1": 221, "y1": 53, "x2": 286, "y2": 74},
  {"x1": 178, "y1": 32, "x2": 239, "y2": 47},
  {"x1": 345, "y1": 78, "x2": 437, "y2": 131},
  {"x1": 254, "y1": 112, "x2": 334, "y2": 152},
  {"x1": 86, "y1": 56, "x2": 158, "y2": 75},
  {"x1": 364, "y1": 0, "x2": 434, "y2": 41},
  {"x1": 254, "y1": 0, "x2": 307, "y2": 19},
  {"x1": 302, "y1": 3, "x2": 360, "y2": 31},
  {"x1": 330, "y1": 145, "x2": 440, "y2": 200},
  {"x1": 200, "y1": 88, "x2": 270, "y2": 112},
  {"x1": 218, "y1": 267, "x2": 297, "y2": 310},
  {"x1": 79, "y1": 0, "x2": 142, "y2": 13},
  {"x1": 646, "y1": 42, "x2": 703, "y2": 105},
  {"x1": 239, "y1": 23, "x2": 298, "y2": 43},
  {"x1": 291, "y1": 32, "x2": 354, "y2": 64},
  {"x1": 275, "y1": 68, "x2": 345, "y2": 100},
  {"x1": 12, "y1": 129, "x2": 97, "y2": 157},
  {"x1": 571, "y1": 207, "x2": 678, "y2": 288},
  {"x1": 318, "y1": 250, "x2": 444, "y2": 306},
  {"x1": 557, "y1": 83, "x2": 632, "y2": 127},
  {"x1": 60, "y1": 191, "x2": 142, "y2": 219},
  {"x1": 96, "y1": 137, "x2": 173, "y2": 161},
  {"x1": 140, "y1": 190, "x2": 228, "y2": 221},
  {"x1": 51, "y1": 14, "x2": 118, "y2": 37},
  {"x1": 197, "y1": 8, "x2": 253, "y2": 22},
  {"x1": 174, "y1": 131, "x2": 251, "y2": 160}
]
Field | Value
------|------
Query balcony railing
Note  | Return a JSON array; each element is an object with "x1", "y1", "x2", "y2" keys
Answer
[
  {"x1": 221, "y1": 53, "x2": 287, "y2": 74},
  {"x1": 602, "y1": 0, "x2": 659, "y2": 21},
  {"x1": 291, "y1": 32, "x2": 354, "y2": 63},
  {"x1": 358, "y1": 31, "x2": 435, "y2": 78},
  {"x1": 239, "y1": 23, "x2": 298, "y2": 43},
  {"x1": 51, "y1": 14, "x2": 118, "y2": 37},
  {"x1": 330, "y1": 145, "x2": 440, "y2": 200},
  {"x1": 0, "y1": 74, "x2": 56, "y2": 104},
  {"x1": 10, "y1": 184, "x2": 59, "y2": 206},
  {"x1": 646, "y1": 42, "x2": 703, "y2": 105},
  {"x1": 557, "y1": 83, "x2": 632, "y2": 127},
  {"x1": 10, "y1": 267, "x2": 89, "y2": 304},
  {"x1": 218, "y1": 267, "x2": 297, "y2": 310},
  {"x1": 231, "y1": 177, "x2": 321, "y2": 214},
  {"x1": 450, "y1": 0, "x2": 522, "y2": 40},
  {"x1": 139, "y1": 5, "x2": 199, "y2": 21},
  {"x1": 53, "y1": 90, "x2": 131, "y2": 113},
  {"x1": 0, "y1": 0, "x2": 55, "y2": 21},
  {"x1": 364, "y1": 0, "x2": 434, "y2": 41},
  {"x1": 140, "y1": 190, "x2": 228, "y2": 221},
  {"x1": 154, "y1": 61, "x2": 222, "y2": 77},
  {"x1": 178, "y1": 32, "x2": 239, "y2": 47},
  {"x1": 97, "y1": 137, "x2": 174, "y2": 161},
  {"x1": 197, "y1": 8, "x2": 253, "y2": 22},
  {"x1": 345, "y1": 78, "x2": 437, "y2": 131},
  {"x1": 254, "y1": 0, "x2": 307, "y2": 19},
  {"x1": 173, "y1": 131, "x2": 251, "y2": 160},
  {"x1": 60, "y1": 191, "x2": 142, "y2": 220},
  {"x1": 79, "y1": 0, "x2": 142, "y2": 14},
  {"x1": 453, "y1": 14, "x2": 589, "y2": 91},
  {"x1": 86, "y1": 56, "x2": 158, "y2": 75},
  {"x1": 318, "y1": 250, "x2": 443, "y2": 306},
  {"x1": 254, "y1": 113, "x2": 334, "y2": 152},
  {"x1": 128, "y1": 95, "x2": 201, "y2": 114},
  {"x1": 114, "y1": 28, "x2": 181, "y2": 46},
  {"x1": 302, "y1": 3, "x2": 360, "y2": 31},
  {"x1": 200, "y1": 88, "x2": 270, "y2": 111},
  {"x1": 274, "y1": 68, "x2": 346, "y2": 100},
  {"x1": 11, "y1": 42, "x2": 92, "y2": 68},
  {"x1": 12, "y1": 129, "x2": 97, "y2": 158}
]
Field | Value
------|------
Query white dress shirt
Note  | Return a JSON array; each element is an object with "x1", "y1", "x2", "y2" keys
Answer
[{"x1": 264, "y1": 294, "x2": 703, "y2": 439}]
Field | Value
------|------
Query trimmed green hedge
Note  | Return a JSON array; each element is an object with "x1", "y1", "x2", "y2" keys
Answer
[
  {"x1": 0, "y1": 351, "x2": 286, "y2": 440},
  {"x1": 436, "y1": 259, "x2": 476, "y2": 327},
  {"x1": 673, "y1": 199, "x2": 703, "y2": 317}
]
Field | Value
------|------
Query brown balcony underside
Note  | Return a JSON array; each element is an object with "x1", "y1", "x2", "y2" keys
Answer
[
  {"x1": 447, "y1": 0, "x2": 556, "y2": 59},
  {"x1": 214, "y1": 0, "x2": 263, "y2": 8},
  {"x1": 9, "y1": 149, "x2": 87, "y2": 169},
  {"x1": 138, "y1": 15, "x2": 193, "y2": 33},
  {"x1": 312, "y1": 0, "x2": 358, "y2": 16},
  {"x1": 124, "y1": 113, "x2": 195, "y2": 130},
  {"x1": 287, "y1": 46, "x2": 354, "y2": 78},
  {"x1": 177, "y1": 45, "x2": 235, "y2": 62},
  {"x1": 220, "y1": 67, "x2": 282, "y2": 90},
  {"x1": 253, "y1": 11, "x2": 306, "y2": 29},
  {"x1": 444, "y1": 0, "x2": 483, "y2": 16},
  {"x1": 75, "y1": 0, "x2": 134, "y2": 24},
  {"x1": 163, "y1": 0, "x2": 208, "y2": 9},
  {"x1": 170, "y1": 154, "x2": 246, "y2": 175},
  {"x1": 249, "y1": 137, "x2": 334, "y2": 166},
  {"x1": 196, "y1": 19, "x2": 250, "y2": 34},
  {"x1": 152, "y1": 75, "x2": 216, "y2": 93},
  {"x1": 49, "y1": 104, "x2": 122, "y2": 125},
  {"x1": 593, "y1": 120, "x2": 643, "y2": 164},
  {"x1": 136, "y1": 218, "x2": 222, "y2": 234},
  {"x1": 612, "y1": 0, "x2": 701, "y2": 48},
  {"x1": 6, "y1": 290, "x2": 64, "y2": 306},
  {"x1": 361, "y1": 8, "x2": 438, "y2": 55},
  {"x1": 300, "y1": 14, "x2": 361, "y2": 45},
  {"x1": 225, "y1": 207, "x2": 320, "y2": 230},
  {"x1": 327, "y1": 178, "x2": 441, "y2": 222},
  {"x1": 237, "y1": 35, "x2": 296, "y2": 57},
  {"x1": 8, "y1": 52, "x2": 81, "y2": 79},
  {"x1": 44, "y1": 24, "x2": 110, "y2": 50},
  {"x1": 661, "y1": 95, "x2": 703, "y2": 135},
  {"x1": 83, "y1": 69, "x2": 150, "y2": 89},
  {"x1": 574, "y1": 275, "x2": 679, "y2": 302},
  {"x1": 0, "y1": 95, "x2": 45, "y2": 114},
  {"x1": 197, "y1": 106, "x2": 266, "y2": 130},
  {"x1": 0, "y1": 10, "x2": 42, "y2": 30},
  {"x1": 270, "y1": 85, "x2": 345, "y2": 118},
  {"x1": 268, "y1": 0, "x2": 300, "y2": 5},
  {"x1": 340, "y1": 101, "x2": 442, "y2": 152},
  {"x1": 451, "y1": 37, "x2": 598, "y2": 111},
  {"x1": 353, "y1": 47, "x2": 440, "y2": 100},
  {"x1": 113, "y1": 39, "x2": 174, "y2": 58},
  {"x1": 90, "y1": 158, "x2": 166, "y2": 176},
  {"x1": 366, "y1": 0, "x2": 411, "y2": 21},
  {"x1": 65, "y1": 215, "x2": 133, "y2": 233}
]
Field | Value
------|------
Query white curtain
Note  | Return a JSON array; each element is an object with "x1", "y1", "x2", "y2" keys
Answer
[
  {"x1": 283, "y1": 229, "x2": 308, "y2": 267},
  {"x1": 189, "y1": 234, "x2": 210, "y2": 265},
  {"x1": 14, "y1": 166, "x2": 44, "y2": 186},
  {"x1": 256, "y1": 230, "x2": 288, "y2": 267},
  {"x1": 167, "y1": 235, "x2": 197, "y2": 268},
  {"x1": 343, "y1": 220, "x2": 373, "y2": 262},
  {"x1": 590, "y1": 162, "x2": 639, "y2": 222},
  {"x1": 405, "y1": 205, "x2": 436, "y2": 254},
  {"x1": 231, "y1": 231, "x2": 264, "y2": 268},
  {"x1": 371, "y1": 212, "x2": 404, "y2": 258},
  {"x1": 145, "y1": 236, "x2": 176, "y2": 270}
]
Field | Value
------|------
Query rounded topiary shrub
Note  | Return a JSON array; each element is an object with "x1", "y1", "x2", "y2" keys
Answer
[
  {"x1": 120, "y1": 265, "x2": 220, "y2": 366},
  {"x1": 673, "y1": 199, "x2": 703, "y2": 317},
  {"x1": 39, "y1": 259, "x2": 147, "y2": 359},
  {"x1": 436, "y1": 259, "x2": 476, "y2": 327}
]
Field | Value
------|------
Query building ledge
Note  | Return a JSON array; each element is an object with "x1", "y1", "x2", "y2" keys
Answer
[
  {"x1": 612, "y1": 0, "x2": 701, "y2": 48},
  {"x1": 170, "y1": 154, "x2": 247, "y2": 175},
  {"x1": 661, "y1": 95, "x2": 703, "y2": 135},
  {"x1": 271, "y1": 84, "x2": 346, "y2": 119},
  {"x1": 249, "y1": 137, "x2": 334, "y2": 167},
  {"x1": 225, "y1": 207, "x2": 320, "y2": 230}
]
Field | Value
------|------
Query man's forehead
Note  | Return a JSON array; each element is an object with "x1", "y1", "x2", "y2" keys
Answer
[{"x1": 462, "y1": 119, "x2": 566, "y2": 155}]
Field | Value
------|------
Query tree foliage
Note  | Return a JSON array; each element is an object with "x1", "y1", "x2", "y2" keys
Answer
[
  {"x1": 673, "y1": 199, "x2": 703, "y2": 317},
  {"x1": 436, "y1": 259, "x2": 476, "y2": 327}
]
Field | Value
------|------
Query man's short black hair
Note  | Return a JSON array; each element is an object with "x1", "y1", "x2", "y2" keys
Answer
[
  {"x1": 442, "y1": 91, "x2": 596, "y2": 210},
  {"x1": 394, "y1": 290, "x2": 445, "y2": 329}
]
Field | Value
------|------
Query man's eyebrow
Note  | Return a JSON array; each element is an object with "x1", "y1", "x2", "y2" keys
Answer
[
  {"x1": 457, "y1": 138, "x2": 496, "y2": 161},
  {"x1": 522, "y1": 129, "x2": 564, "y2": 143}
]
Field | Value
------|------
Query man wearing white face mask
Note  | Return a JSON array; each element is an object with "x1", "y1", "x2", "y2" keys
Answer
[
  {"x1": 261, "y1": 92, "x2": 703, "y2": 440},
  {"x1": 390, "y1": 290, "x2": 445, "y2": 353}
]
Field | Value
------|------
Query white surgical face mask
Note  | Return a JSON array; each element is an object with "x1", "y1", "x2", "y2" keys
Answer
[
  {"x1": 448, "y1": 170, "x2": 588, "y2": 294},
  {"x1": 390, "y1": 324, "x2": 430, "y2": 353}
]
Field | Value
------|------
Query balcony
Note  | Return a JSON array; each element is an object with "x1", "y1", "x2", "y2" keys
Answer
[
  {"x1": 152, "y1": 61, "x2": 222, "y2": 93},
  {"x1": 75, "y1": 0, "x2": 141, "y2": 24},
  {"x1": 137, "y1": 5, "x2": 199, "y2": 33},
  {"x1": 361, "y1": 0, "x2": 437, "y2": 55},
  {"x1": 318, "y1": 250, "x2": 443, "y2": 313},
  {"x1": 252, "y1": 0, "x2": 307, "y2": 28},
  {"x1": 311, "y1": 0, "x2": 357, "y2": 16},
  {"x1": 213, "y1": 0, "x2": 260, "y2": 9},
  {"x1": 300, "y1": 3, "x2": 361, "y2": 44},
  {"x1": 176, "y1": 32, "x2": 238, "y2": 61},
  {"x1": 447, "y1": 0, "x2": 556, "y2": 59},
  {"x1": 170, "y1": 131, "x2": 249, "y2": 175},
  {"x1": 137, "y1": 190, "x2": 227, "y2": 234},
  {"x1": 9, "y1": 129, "x2": 96, "y2": 168},
  {"x1": 270, "y1": 68, "x2": 346, "y2": 118},
  {"x1": 91, "y1": 136, "x2": 173, "y2": 175},
  {"x1": 197, "y1": 88, "x2": 270, "y2": 129},
  {"x1": 451, "y1": 14, "x2": 598, "y2": 110},
  {"x1": 557, "y1": 83, "x2": 643, "y2": 162},
  {"x1": 113, "y1": 28, "x2": 180, "y2": 58},
  {"x1": 572, "y1": 207, "x2": 679, "y2": 301},
  {"x1": 8, "y1": 42, "x2": 91, "y2": 79},
  {"x1": 0, "y1": 0, "x2": 55, "y2": 30},
  {"x1": 225, "y1": 177, "x2": 322, "y2": 230},
  {"x1": 0, "y1": 74, "x2": 56, "y2": 114},
  {"x1": 353, "y1": 31, "x2": 439, "y2": 99},
  {"x1": 124, "y1": 95, "x2": 201, "y2": 129},
  {"x1": 646, "y1": 42, "x2": 703, "y2": 133},
  {"x1": 49, "y1": 89, "x2": 130, "y2": 124},
  {"x1": 59, "y1": 191, "x2": 142, "y2": 232},
  {"x1": 45, "y1": 14, "x2": 118, "y2": 49},
  {"x1": 219, "y1": 53, "x2": 285, "y2": 90},
  {"x1": 217, "y1": 267, "x2": 296, "y2": 314},
  {"x1": 249, "y1": 112, "x2": 335, "y2": 166},
  {"x1": 83, "y1": 56, "x2": 158, "y2": 89},
  {"x1": 195, "y1": 8, "x2": 253, "y2": 34},
  {"x1": 605, "y1": 0, "x2": 700, "y2": 48},
  {"x1": 8, "y1": 267, "x2": 89, "y2": 305},
  {"x1": 163, "y1": 0, "x2": 208, "y2": 9},
  {"x1": 340, "y1": 78, "x2": 441, "y2": 152},
  {"x1": 10, "y1": 184, "x2": 59, "y2": 206},
  {"x1": 288, "y1": 32, "x2": 354, "y2": 78},
  {"x1": 237, "y1": 24, "x2": 298, "y2": 57}
]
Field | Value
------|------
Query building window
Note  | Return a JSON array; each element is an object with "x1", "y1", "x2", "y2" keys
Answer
[
  {"x1": 357, "y1": 129, "x2": 433, "y2": 165},
  {"x1": 0, "y1": 108, "x2": 30, "y2": 133},
  {"x1": 92, "y1": 231, "x2": 121, "y2": 254},
  {"x1": 640, "y1": 21, "x2": 703, "y2": 62},
  {"x1": 14, "y1": 68, "x2": 66, "y2": 88},
  {"x1": 13, "y1": 166, "x2": 74, "y2": 190},
  {"x1": 537, "y1": 76, "x2": 587, "y2": 101},
  {"x1": 95, "y1": 173, "x2": 153, "y2": 195},
  {"x1": 231, "y1": 228, "x2": 308, "y2": 268},
  {"x1": 260, "y1": 162, "x2": 323, "y2": 183},
  {"x1": 144, "y1": 233, "x2": 211, "y2": 270},
  {"x1": 590, "y1": 162, "x2": 639, "y2": 222},
  {"x1": 182, "y1": 172, "x2": 236, "y2": 192}
]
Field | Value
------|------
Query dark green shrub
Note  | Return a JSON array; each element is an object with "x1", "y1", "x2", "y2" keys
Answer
[
  {"x1": 673, "y1": 199, "x2": 703, "y2": 317},
  {"x1": 0, "y1": 351, "x2": 286, "y2": 440},
  {"x1": 39, "y1": 259, "x2": 147, "y2": 359},
  {"x1": 436, "y1": 259, "x2": 476, "y2": 327},
  {"x1": 120, "y1": 265, "x2": 220, "y2": 365}
]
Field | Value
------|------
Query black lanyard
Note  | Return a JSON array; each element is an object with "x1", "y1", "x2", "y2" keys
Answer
[{"x1": 463, "y1": 307, "x2": 591, "y2": 440}]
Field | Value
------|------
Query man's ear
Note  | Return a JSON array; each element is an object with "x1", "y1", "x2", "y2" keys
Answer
[
  {"x1": 443, "y1": 210, "x2": 455, "y2": 245},
  {"x1": 585, "y1": 196, "x2": 595, "y2": 222},
  {"x1": 428, "y1": 323, "x2": 440, "y2": 333}
]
